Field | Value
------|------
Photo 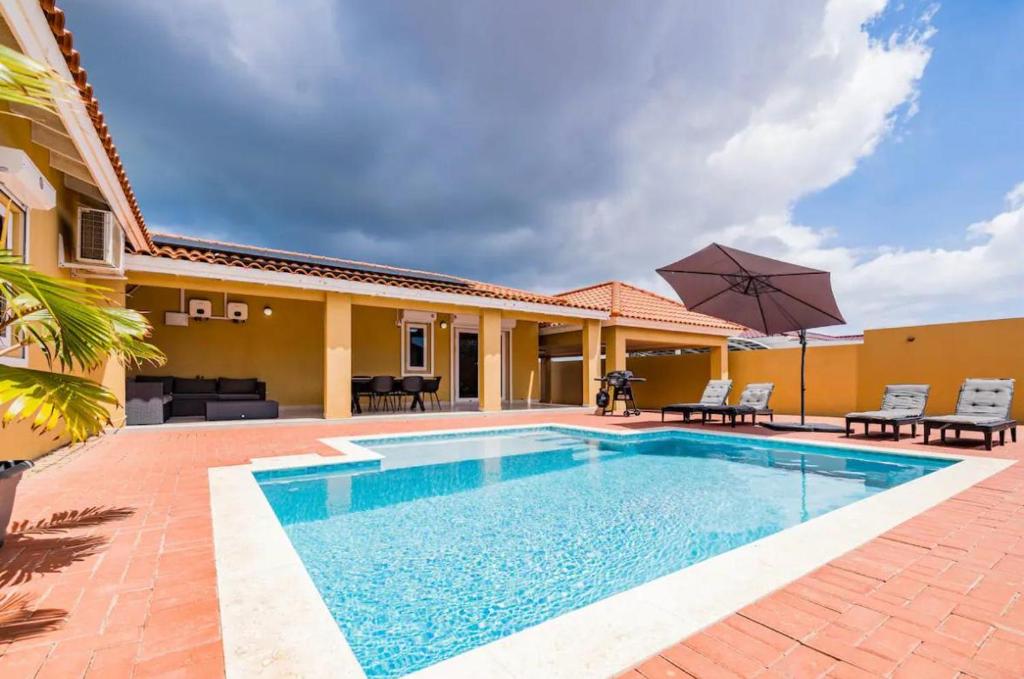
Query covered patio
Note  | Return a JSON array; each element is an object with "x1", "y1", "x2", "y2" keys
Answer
[
  {"x1": 540, "y1": 282, "x2": 743, "y2": 410},
  {"x1": 122, "y1": 234, "x2": 610, "y2": 425}
]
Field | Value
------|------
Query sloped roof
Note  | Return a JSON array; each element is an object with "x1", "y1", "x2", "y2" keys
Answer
[
  {"x1": 555, "y1": 281, "x2": 743, "y2": 331},
  {"x1": 38, "y1": 0, "x2": 152, "y2": 249},
  {"x1": 138, "y1": 233, "x2": 606, "y2": 312}
]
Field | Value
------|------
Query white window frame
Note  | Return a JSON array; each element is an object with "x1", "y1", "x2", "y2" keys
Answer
[
  {"x1": 401, "y1": 321, "x2": 433, "y2": 375},
  {"x1": 0, "y1": 189, "x2": 30, "y2": 367}
]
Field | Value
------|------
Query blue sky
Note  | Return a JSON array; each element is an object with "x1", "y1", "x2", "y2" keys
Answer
[
  {"x1": 796, "y1": 1, "x2": 1024, "y2": 251},
  {"x1": 62, "y1": 1, "x2": 1024, "y2": 331}
]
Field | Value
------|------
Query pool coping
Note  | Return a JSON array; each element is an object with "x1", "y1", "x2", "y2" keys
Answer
[{"x1": 209, "y1": 424, "x2": 1015, "y2": 678}]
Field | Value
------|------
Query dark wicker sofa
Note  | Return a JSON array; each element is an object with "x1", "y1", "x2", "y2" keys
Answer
[{"x1": 129, "y1": 376, "x2": 267, "y2": 422}]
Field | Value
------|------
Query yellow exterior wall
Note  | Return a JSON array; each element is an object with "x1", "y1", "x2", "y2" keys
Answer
[
  {"x1": 565, "y1": 345, "x2": 858, "y2": 415},
  {"x1": 128, "y1": 286, "x2": 325, "y2": 406},
  {"x1": 625, "y1": 353, "x2": 712, "y2": 409},
  {"x1": 550, "y1": 359, "x2": 584, "y2": 405},
  {"x1": 728, "y1": 344, "x2": 860, "y2": 416},
  {"x1": 352, "y1": 306, "x2": 402, "y2": 376},
  {"x1": 0, "y1": 110, "x2": 127, "y2": 460},
  {"x1": 549, "y1": 317, "x2": 1024, "y2": 419},
  {"x1": 858, "y1": 318, "x2": 1024, "y2": 421}
]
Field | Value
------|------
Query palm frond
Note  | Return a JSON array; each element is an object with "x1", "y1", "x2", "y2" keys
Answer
[
  {"x1": 101, "y1": 307, "x2": 166, "y2": 367},
  {"x1": 0, "y1": 251, "x2": 164, "y2": 371},
  {"x1": 0, "y1": 44, "x2": 69, "y2": 112},
  {"x1": 0, "y1": 365, "x2": 118, "y2": 441}
]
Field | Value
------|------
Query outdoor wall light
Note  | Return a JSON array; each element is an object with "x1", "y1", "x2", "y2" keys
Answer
[
  {"x1": 263, "y1": 306, "x2": 273, "y2": 317},
  {"x1": 439, "y1": 320, "x2": 449, "y2": 330}
]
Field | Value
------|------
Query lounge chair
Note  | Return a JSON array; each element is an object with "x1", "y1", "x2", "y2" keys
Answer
[
  {"x1": 702, "y1": 383, "x2": 775, "y2": 427},
  {"x1": 923, "y1": 379, "x2": 1017, "y2": 451},
  {"x1": 845, "y1": 384, "x2": 930, "y2": 441},
  {"x1": 661, "y1": 379, "x2": 732, "y2": 422}
]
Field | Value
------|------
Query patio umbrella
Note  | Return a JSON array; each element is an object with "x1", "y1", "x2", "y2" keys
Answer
[{"x1": 657, "y1": 243, "x2": 846, "y2": 431}]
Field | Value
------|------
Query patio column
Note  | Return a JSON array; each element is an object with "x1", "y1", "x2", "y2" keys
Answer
[
  {"x1": 323, "y1": 292, "x2": 353, "y2": 419},
  {"x1": 478, "y1": 309, "x2": 502, "y2": 412},
  {"x1": 540, "y1": 356, "x2": 552, "y2": 403},
  {"x1": 709, "y1": 342, "x2": 729, "y2": 380},
  {"x1": 90, "y1": 278, "x2": 127, "y2": 428},
  {"x1": 581, "y1": 319, "x2": 601, "y2": 408}
]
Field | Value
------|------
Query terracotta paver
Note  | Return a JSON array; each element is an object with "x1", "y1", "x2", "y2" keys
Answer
[{"x1": 0, "y1": 411, "x2": 1020, "y2": 677}]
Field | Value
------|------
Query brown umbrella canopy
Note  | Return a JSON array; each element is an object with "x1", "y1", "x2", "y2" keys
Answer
[{"x1": 656, "y1": 243, "x2": 845, "y2": 335}]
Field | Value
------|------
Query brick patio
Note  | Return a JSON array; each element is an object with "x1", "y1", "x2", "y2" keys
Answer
[{"x1": 1, "y1": 412, "x2": 1021, "y2": 678}]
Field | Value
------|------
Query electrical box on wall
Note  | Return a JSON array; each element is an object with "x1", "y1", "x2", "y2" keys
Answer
[
  {"x1": 226, "y1": 302, "x2": 248, "y2": 322},
  {"x1": 164, "y1": 311, "x2": 189, "y2": 327},
  {"x1": 188, "y1": 298, "x2": 212, "y2": 319}
]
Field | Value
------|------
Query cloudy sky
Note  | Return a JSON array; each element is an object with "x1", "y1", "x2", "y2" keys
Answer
[{"x1": 63, "y1": 0, "x2": 1024, "y2": 332}]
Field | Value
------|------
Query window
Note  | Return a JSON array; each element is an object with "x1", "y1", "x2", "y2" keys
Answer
[
  {"x1": 0, "y1": 194, "x2": 28, "y2": 366},
  {"x1": 403, "y1": 322, "x2": 432, "y2": 374}
]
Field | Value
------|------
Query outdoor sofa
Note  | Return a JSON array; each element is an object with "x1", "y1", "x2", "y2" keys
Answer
[
  {"x1": 661, "y1": 379, "x2": 732, "y2": 422},
  {"x1": 701, "y1": 382, "x2": 775, "y2": 427},
  {"x1": 923, "y1": 378, "x2": 1017, "y2": 451},
  {"x1": 845, "y1": 384, "x2": 930, "y2": 441},
  {"x1": 127, "y1": 376, "x2": 269, "y2": 424}
]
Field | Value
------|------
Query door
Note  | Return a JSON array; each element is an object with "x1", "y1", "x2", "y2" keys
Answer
[
  {"x1": 453, "y1": 327, "x2": 512, "y2": 402},
  {"x1": 455, "y1": 329, "x2": 479, "y2": 400}
]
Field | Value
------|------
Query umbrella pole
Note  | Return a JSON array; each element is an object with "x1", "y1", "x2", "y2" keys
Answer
[{"x1": 799, "y1": 329, "x2": 807, "y2": 425}]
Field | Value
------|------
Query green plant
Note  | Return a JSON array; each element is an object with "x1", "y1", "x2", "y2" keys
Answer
[
  {"x1": 0, "y1": 45, "x2": 164, "y2": 442},
  {"x1": 0, "y1": 43, "x2": 67, "y2": 111},
  {"x1": 0, "y1": 249, "x2": 165, "y2": 440}
]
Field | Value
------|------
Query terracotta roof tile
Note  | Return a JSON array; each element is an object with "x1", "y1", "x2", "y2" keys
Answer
[
  {"x1": 555, "y1": 281, "x2": 743, "y2": 331},
  {"x1": 38, "y1": 0, "x2": 152, "y2": 250},
  {"x1": 141, "y1": 233, "x2": 605, "y2": 312}
]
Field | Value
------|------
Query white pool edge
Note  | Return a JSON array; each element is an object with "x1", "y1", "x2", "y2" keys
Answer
[{"x1": 210, "y1": 423, "x2": 1015, "y2": 679}]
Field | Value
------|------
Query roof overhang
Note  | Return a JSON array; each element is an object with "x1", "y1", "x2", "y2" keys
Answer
[
  {"x1": 604, "y1": 316, "x2": 738, "y2": 337},
  {"x1": 0, "y1": 0, "x2": 150, "y2": 251},
  {"x1": 125, "y1": 254, "x2": 610, "y2": 320},
  {"x1": 540, "y1": 317, "x2": 737, "y2": 338}
]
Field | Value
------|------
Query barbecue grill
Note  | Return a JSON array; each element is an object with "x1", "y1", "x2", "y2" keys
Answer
[{"x1": 595, "y1": 370, "x2": 645, "y2": 416}]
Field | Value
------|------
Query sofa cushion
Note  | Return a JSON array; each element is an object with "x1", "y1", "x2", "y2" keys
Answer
[
  {"x1": 173, "y1": 392, "x2": 218, "y2": 401},
  {"x1": 174, "y1": 378, "x2": 217, "y2": 394},
  {"x1": 218, "y1": 377, "x2": 259, "y2": 395},
  {"x1": 134, "y1": 375, "x2": 174, "y2": 394},
  {"x1": 218, "y1": 393, "x2": 260, "y2": 401}
]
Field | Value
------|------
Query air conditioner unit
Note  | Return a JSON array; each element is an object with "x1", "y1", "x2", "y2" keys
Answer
[
  {"x1": 0, "y1": 146, "x2": 56, "y2": 210},
  {"x1": 70, "y1": 207, "x2": 123, "y2": 269},
  {"x1": 189, "y1": 298, "x2": 212, "y2": 319},
  {"x1": 226, "y1": 302, "x2": 248, "y2": 322}
]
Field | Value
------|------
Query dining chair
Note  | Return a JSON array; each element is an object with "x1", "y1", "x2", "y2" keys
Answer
[
  {"x1": 369, "y1": 375, "x2": 396, "y2": 412},
  {"x1": 422, "y1": 376, "x2": 443, "y2": 410}
]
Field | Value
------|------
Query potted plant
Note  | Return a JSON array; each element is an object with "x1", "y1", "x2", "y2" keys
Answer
[{"x1": 0, "y1": 45, "x2": 165, "y2": 546}]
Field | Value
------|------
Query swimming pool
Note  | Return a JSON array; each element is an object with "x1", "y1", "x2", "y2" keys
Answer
[{"x1": 254, "y1": 426, "x2": 955, "y2": 678}]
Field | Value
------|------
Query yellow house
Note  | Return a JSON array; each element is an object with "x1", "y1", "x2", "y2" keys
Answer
[
  {"x1": 0, "y1": 0, "x2": 742, "y2": 459},
  {"x1": 124, "y1": 233, "x2": 610, "y2": 418}
]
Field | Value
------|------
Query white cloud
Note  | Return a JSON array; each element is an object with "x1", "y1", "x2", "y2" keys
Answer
[
  {"x1": 114, "y1": 0, "x2": 1022, "y2": 332},
  {"x1": 538, "y1": 1, "x2": 933, "y2": 283},
  {"x1": 149, "y1": 0, "x2": 345, "y2": 103}
]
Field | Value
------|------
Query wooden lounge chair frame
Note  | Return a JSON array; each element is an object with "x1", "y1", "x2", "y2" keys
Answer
[
  {"x1": 845, "y1": 384, "x2": 931, "y2": 442},
  {"x1": 661, "y1": 380, "x2": 732, "y2": 422}
]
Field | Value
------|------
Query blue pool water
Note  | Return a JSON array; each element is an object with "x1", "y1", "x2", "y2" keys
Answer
[{"x1": 256, "y1": 427, "x2": 953, "y2": 678}]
